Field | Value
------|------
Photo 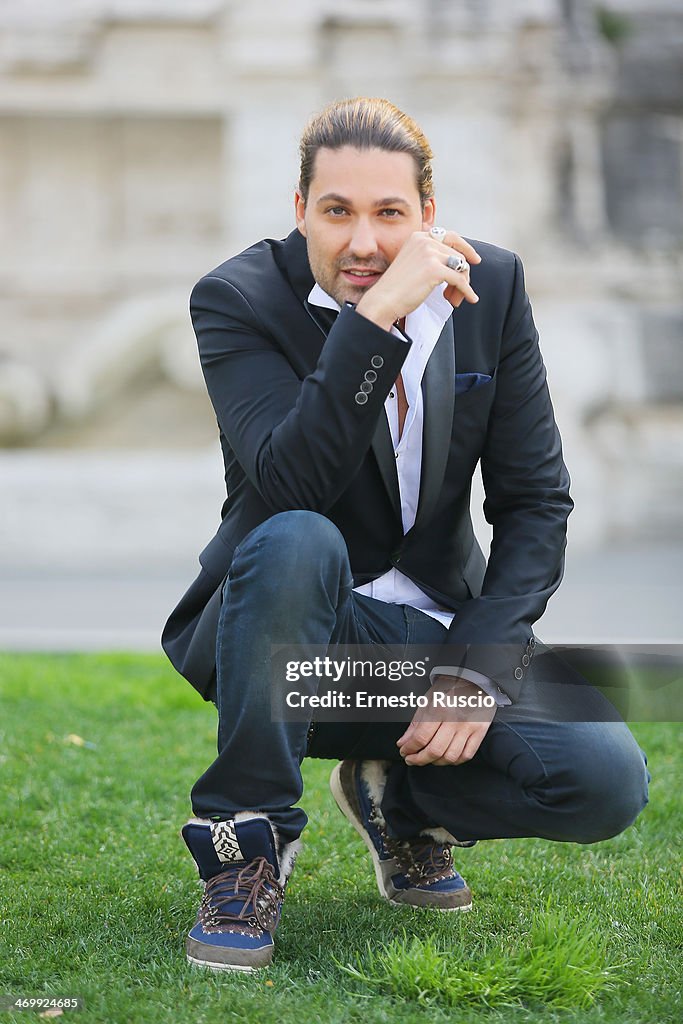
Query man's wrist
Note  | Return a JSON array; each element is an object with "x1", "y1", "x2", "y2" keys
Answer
[
  {"x1": 430, "y1": 667, "x2": 512, "y2": 707},
  {"x1": 355, "y1": 292, "x2": 398, "y2": 332}
]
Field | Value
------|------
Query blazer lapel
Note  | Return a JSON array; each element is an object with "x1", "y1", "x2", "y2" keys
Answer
[
  {"x1": 370, "y1": 417, "x2": 402, "y2": 521},
  {"x1": 410, "y1": 316, "x2": 455, "y2": 535},
  {"x1": 272, "y1": 229, "x2": 327, "y2": 376}
]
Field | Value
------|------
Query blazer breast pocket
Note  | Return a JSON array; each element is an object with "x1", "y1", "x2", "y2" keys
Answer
[{"x1": 454, "y1": 371, "x2": 494, "y2": 396}]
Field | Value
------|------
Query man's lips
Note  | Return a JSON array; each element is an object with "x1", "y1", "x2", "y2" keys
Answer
[{"x1": 340, "y1": 268, "x2": 384, "y2": 286}]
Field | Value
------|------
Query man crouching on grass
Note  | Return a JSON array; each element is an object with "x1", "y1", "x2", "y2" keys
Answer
[{"x1": 162, "y1": 97, "x2": 649, "y2": 972}]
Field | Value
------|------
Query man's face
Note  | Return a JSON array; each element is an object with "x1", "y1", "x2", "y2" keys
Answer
[{"x1": 295, "y1": 146, "x2": 435, "y2": 307}]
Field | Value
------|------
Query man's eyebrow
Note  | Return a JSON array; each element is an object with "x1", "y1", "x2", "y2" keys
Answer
[
  {"x1": 372, "y1": 196, "x2": 411, "y2": 208},
  {"x1": 316, "y1": 193, "x2": 411, "y2": 208},
  {"x1": 316, "y1": 193, "x2": 350, "y2": 206}
]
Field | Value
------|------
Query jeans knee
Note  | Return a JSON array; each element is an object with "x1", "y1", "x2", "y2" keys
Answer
[
  {"x1": 231, "y1": 511, "x2": 349, "y2": 598},
  {"x1": 252, "y1": 510, "x2": 345, "y2": 563},
  {"x1": 567, "y1": 732, "x2": 649, "y2": 843}
]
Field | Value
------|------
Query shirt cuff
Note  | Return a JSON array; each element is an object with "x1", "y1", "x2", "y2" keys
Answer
[
  {"x1": 429, "y1": 665, "x2": 512, "y2": 707},
  {"x1": 391, "y1": 322, "x2": 412, "y2": 343}
]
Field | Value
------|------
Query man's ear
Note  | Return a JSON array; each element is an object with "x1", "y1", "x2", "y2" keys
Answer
[
  {"x1": 421, "y1": 198, "x2": 436, "y2": 231},
  {"x1": 294, "y1": 191, "x2": 307, "y2": 237}
]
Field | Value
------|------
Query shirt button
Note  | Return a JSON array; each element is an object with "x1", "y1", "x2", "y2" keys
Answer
[
  {"x1": 389, "y1": 391, "x2": 395, "y2": 398},
  {"x1": 354, "y1": 392, "x2": 368, "y2": 405},
  {"x1": 371, "y1": 355, "x2": 384, "y2": 369},
  {"x1": 395, "y1": 451, "x2": 399, "y2": 458}
]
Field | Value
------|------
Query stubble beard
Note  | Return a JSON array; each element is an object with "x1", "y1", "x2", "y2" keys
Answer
[{"x1": 307, "y1": 246, "x2": 386, "y2": 308}]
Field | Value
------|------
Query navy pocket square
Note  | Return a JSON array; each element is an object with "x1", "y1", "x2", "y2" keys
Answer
[{"x1": 454, "y1": 372, "x2": 493, "y2": 396}]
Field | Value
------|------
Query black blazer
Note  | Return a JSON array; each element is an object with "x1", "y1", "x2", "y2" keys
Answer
[{"x1": 162, "y1": 229, "x2": 573, "y2": 702}]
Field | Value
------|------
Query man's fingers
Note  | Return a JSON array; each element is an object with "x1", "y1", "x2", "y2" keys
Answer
[
  {"x1": 402, "y1": 720, "x2": 464, "y2": 765},
  {"x1": 405, "y1": 728, "x2": 453, "y2": 764},
  {"x1": 458, "y1": 730, "x2": 485, "y2": 763},
  {"x1": 405, "y1": 731, "x2": 455, "y2": 765},
  {"x1": 432, "y1": 725, "x2": 488, "y2": 766},
  {"x1": 443, "y1": 265, "x2": 479, "y2": 304},
  {"x1": 401, "y1": 711, "x2": 495, "y2": 766},
  {"x1": 405, "y1": 725, "x2": 465, "y2": 766},
  {"x1": 434, "y1": 731, "x2": 476, "y2": 766},
  {"x1": 404, "y1": 748, "x2": 438, "y2": 766},
  {"x1": 398, "y1": 681, "x2": 496, "y2": 763},
  {"x1": 397, "y1": 720, "x2": 439, "y2": 756},
  {"x1": 443, "y1": 285, "x2": 465, "y2": 309},
  {"x1": 432, "y1": 240, "x2": 479, "y2": 304},
  {"x1": 442, "y1": 232, "x2": 481, "y2": 265}
]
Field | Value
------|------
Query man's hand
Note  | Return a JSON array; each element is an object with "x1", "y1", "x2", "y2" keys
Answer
[
  {"x1": 356, "y1": 231, "x2": 481, "y2": 331},
  {"x1": 396, "y1": 676, "x2": 496, "y2": 766}
]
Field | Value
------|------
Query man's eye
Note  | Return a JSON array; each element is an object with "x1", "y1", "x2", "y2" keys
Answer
[
  {"x1": 326, "y1": 207, "x2": 347, "y2": 216},
  {"x1": 380, "y1": 208, "x2": 402, "y2": 218}
]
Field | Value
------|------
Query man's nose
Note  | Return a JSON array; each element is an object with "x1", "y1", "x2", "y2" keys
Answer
[{"x1": 348, "y1": 219, "x2": 379, "y2": 258}]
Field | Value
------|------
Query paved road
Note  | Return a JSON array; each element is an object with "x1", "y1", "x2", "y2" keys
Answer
[
  {"x1": 1, "y1": 547, "x2": 680, "y2": 653},
  {"x1": 1, "y1": 451, "x2": 681, "y2": 652}
]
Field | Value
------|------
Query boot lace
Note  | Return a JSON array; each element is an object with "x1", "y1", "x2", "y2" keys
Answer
[
  {"x1": 387, "y1": 836, "x2": 454, "y2": 885},
  {"x1": 199, "y1": 856, "x2": 284, "y2": 934},
  {"x1": 368, "y1": 800, "x2": 454, "y2": 885}
]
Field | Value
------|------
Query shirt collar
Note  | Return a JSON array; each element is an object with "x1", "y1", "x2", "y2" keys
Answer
[{"x1": 308, "y1": 282, "x2": 341, "y2": 312}]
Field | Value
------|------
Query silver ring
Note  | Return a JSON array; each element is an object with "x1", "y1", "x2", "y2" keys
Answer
[
  {"x1": 447, "y1": 253, "x2": 468, "y2": 273},
  {"x1": 429, "y1": 226, "x2": 447, "y2": 241}
]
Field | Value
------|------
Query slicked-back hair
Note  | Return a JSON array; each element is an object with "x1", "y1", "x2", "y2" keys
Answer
[{"x1": 298, "y1": 97, "x2": 434, "y2": 208}]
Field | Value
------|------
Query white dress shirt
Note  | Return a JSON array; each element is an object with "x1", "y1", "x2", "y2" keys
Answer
[{"x1": 308, "y1": 282, "x2": 509, "y2": 704}]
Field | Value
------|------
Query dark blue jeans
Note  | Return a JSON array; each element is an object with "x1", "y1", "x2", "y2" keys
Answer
[{"x1": 191, "y1": 511, "x2": 649, "y2": 845}]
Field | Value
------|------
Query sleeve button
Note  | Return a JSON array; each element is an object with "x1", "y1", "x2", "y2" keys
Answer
[
  {"x1": 514, "y1": 667, "x2": 524, "y2": 680},
  {"x1": 354, "y1": 392, "x2": 369, "y2": 405},
  {"x1": 371, "y1": 355, "x2": 384, "y2": 369},
  {"x1": 360, "y1": 381, "x2": 373, "y2": 393},
  {"x1": 364, "y1": 369, "x2": 378, "y2": 383}
]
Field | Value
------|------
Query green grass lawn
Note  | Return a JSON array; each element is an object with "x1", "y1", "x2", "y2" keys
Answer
[{"x1": 0, "y1": 653, "x2": 680, "y2": 1024}]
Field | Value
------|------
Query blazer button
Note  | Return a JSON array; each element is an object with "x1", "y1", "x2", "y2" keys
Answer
[
  {"x1": 514, "y1": 667, "x2": 524, "y2": 680},
  {"x1": 364, "y1": 369, "x2": 378, "y2": 383},
  {"x1": 360, "y1": 381, "x2": 373, "y2": 393},
  {"x1": 354, "y1": 392, "x2": 369, "y2": 405},
  {"x1": 371, "y1": 355, "x2": 384, "y2": 369}
]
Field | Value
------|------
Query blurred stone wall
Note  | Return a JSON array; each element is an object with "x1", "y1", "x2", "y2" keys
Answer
[{"x1": 0, "y1": 0, "x2": 681, "y2": 550}]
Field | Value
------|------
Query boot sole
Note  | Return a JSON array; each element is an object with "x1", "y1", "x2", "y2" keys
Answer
[
  {"x1": 186, "y1": 936, "x2": 273, "y2": 972},
  {"x1": 330, "y1": 761, "x2": 472, "y2": 912},
  {"x1": 186, "y1": 953, "x2": 259, "y2": 973}
]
